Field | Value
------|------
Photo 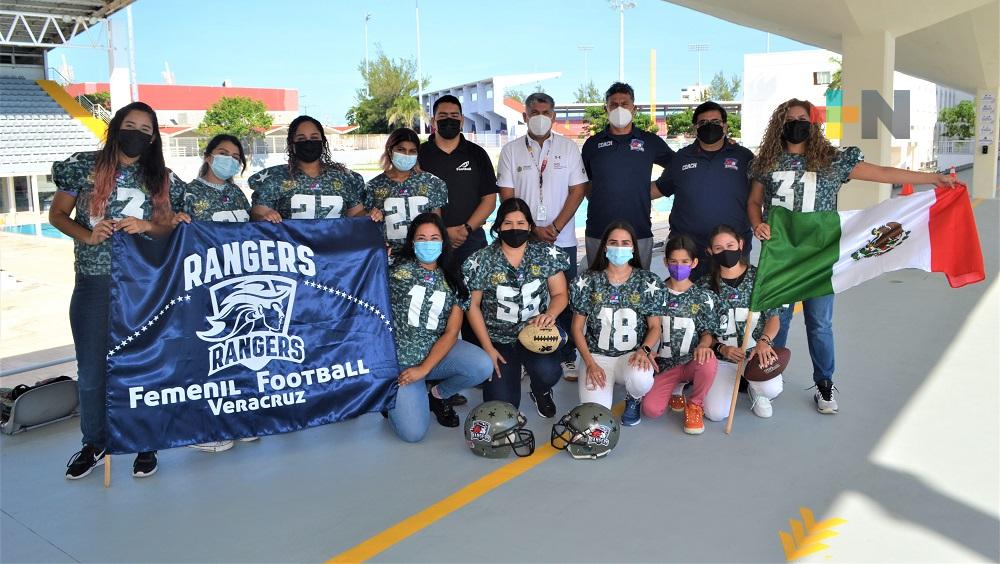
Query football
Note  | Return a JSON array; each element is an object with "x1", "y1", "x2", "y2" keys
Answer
[
  {"x1": 744, "y1": 346, "x2": 791, "y2": 382},
  {"x1": 517, "y1": 323, "x2": 568, "y2": 355}
]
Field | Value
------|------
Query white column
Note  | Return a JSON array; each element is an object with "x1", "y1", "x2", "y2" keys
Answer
[
  {"x1": 107, "y1": 17, "x2": 133, "y2": 113},
  {"x1": 838, "y1": 30, "x2": 895, "y2": 210},
  {"x1": 28, "y1": 175, "x2": 38, "y2": 214},
  {"x1": 972, "y1": 86, "x2": 999, "y2": 200}
]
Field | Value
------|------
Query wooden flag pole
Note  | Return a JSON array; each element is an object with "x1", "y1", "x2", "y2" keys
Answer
[
  {"x1": 103, "y1": 454, "x2": 111, "y2": 488},
  {"x1": 724, "y1": 310, "x2": 756, "y2": 435}
]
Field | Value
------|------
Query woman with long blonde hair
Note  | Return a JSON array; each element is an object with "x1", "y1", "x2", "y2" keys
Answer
[{"x1": 747, "y1": 98, "x2": 957, "y2": 415}]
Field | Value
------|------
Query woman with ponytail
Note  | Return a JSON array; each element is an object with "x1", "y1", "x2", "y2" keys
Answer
[{"x1": 49, "y1": 101, "x2": 185, "y2": 480}]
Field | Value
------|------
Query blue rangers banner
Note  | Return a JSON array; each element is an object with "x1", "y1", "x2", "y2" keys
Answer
[{"x1": 105, "y1": 219, "x2": 398, "y2": 454}]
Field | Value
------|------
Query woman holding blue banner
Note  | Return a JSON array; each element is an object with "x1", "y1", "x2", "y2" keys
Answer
[
  {"x1": 387, "y1": 213, "x2": 492, "y2": 441},
  {"x1": 463, "y1": 198, "x2": 570, "y2": 418},
  {"x1": 364, "y1": 128, "x2": 448, "y2": 254},
  {"x1": 248, "y1": 115, "x2": 366, "y2": 222},
  {"x1": 49, "y1": 101, "x2": 186, "y2": 480}
]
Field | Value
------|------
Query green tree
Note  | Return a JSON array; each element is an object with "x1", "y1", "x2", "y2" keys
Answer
[
  {"x1": 701, "y1": 71, "x2": 741, "y2": 101},
  {"x1": 81, "y1": 91, "x2": 110, "y2": 110},
  {"x1": 505, "y1": 88, "x2": 527, "y2": 104},
  {"x1": 573, "y1": 81, "x2": 602, "y2": 103},
  {"x1": 346, "y1": 49, "x2": 426, "y2": 133},
  {"x1": 386, "y1": 95, "x2": 425, "y2": 129},
  {"x1": 665, "y1": 108, "x2": 741, "y2": 138},
  {"x1": 197, "y1": 96, "x2": 273, "y2": 140},
  {"x1": 583, "y1": 106, "x2": 658, "y2": 136},
  {"x1": 825, "y1": 57, "x2": 842, "y2": 97},
  {"x1": 939, "y1": 100, "x2": 975, "y2": 138}
]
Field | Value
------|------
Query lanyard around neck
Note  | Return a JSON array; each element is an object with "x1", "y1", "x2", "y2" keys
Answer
[{"x1": 524, "y1": 135, "x2": 552, "y2": 205}]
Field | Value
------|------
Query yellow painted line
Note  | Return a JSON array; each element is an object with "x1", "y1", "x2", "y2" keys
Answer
[
  {"x1": 972, "y1": 198, "x2": 985, "y2": 209},
  {"x1": 328, "y1": 444, "x2": 561, "y2": 563},
  {"x1": 35, "y1": 80, "x2": 107, "y2": 141}
]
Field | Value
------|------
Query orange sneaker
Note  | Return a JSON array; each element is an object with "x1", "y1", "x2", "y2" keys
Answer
[
  {"x1": 669, "y1": 394, "x2": 686, "y2": 412},
  {"x1": 683, "y1": 403, "x2": 705, "y2": 435}
]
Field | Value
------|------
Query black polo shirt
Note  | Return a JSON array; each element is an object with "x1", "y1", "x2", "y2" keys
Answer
[
  {"x1": 418, "y1": 134, "x2": 498, "y2": 228},
  {"x1": 654, "y1": 141, "x2": 754, "y2": 249},
  {"x1": 581, "y1": 126, "x2": 674, "y2": 240}
]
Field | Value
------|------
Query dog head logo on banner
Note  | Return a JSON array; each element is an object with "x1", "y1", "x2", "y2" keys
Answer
[{"x1": 197, "y1": 275, "x2": 306, "y2": 374}]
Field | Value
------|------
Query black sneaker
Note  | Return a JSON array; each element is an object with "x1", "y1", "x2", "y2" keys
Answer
[
  {"x1": 133, "y1": 451, "x2": 158, "y2": 477},
  {"x1": 445, "y1": 393, "x2": 467, "y2": 406},
  {"x1": 65, "y1": 444, "x2": 106, "y2": 480},
  {"x1": 813, "y1": 379, "x2": 839, "y2": 414},
  {"x1": 428, "y1": 392, "x2": 460, "y2": 427},
  {"x1": 529, "y1": 390, "x2": 557, "y2": 418}
]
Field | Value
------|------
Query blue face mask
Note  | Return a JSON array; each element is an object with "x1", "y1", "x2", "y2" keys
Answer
[
  {"x1": 392, "y1": 152, "x2": 418, "y2": 172},
  {"x1": 210, "y1": 154, "x2": 241, "y2": 181},
  {"x1": 414, "y1": 240, "x2": 443, "y2": 264},
  {"x1": 605, "y1": 245, "x2": 633, "y2": 266}
]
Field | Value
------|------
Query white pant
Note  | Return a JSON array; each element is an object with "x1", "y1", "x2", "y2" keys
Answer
[
  {"x1": 703, "y1": 360, "x2": 783, "y2": 422},
  {"x1": 579, "y1": 353, "x2": 655, "y2": 409}
]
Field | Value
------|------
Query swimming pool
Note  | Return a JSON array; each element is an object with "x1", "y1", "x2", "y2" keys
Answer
[{"x1": 2, "y1": 222, "x2": 71, "y2": 240}]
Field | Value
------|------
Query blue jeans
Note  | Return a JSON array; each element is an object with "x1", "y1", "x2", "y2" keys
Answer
[
  {"x1": 483, "y1": 341, "x2": 563, "y2": 409},
  {"x1": 557, "y1": 245, "x2": 578, "y2": 363},
  {"x1": 389, "y1": 340, "x2": 492, "y2": 443},
  {"x1": 773, "y1": 294, "x2": 835, "y2": 383},
  {"x1": 69, "y1": 274, "x2": 111, "y2": 449}
]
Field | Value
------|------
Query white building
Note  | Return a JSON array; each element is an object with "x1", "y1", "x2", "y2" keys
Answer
[
  {"x1": 680, "y1": 84, "x2": 708, "y2": 102},
  {"x1": 743, "y1": 49, "x2": 972, "y2": 171}
]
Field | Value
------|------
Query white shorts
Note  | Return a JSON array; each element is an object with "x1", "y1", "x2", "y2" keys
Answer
[{"x1": 579, "y1": 353, "x2": 655, "y2": 409}]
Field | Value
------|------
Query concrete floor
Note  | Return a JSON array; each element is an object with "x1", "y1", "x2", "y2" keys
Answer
[{"x1": 1, "y1": 185, "x2": 997, "y2": 563}]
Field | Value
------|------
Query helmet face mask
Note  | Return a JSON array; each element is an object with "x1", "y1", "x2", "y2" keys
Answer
[
  {"x1": 465, "y1": 401, "x2": 536, "y2": 458},
  {"x1": 550, "y1": 402, "x2": 620, "y2": 460}
]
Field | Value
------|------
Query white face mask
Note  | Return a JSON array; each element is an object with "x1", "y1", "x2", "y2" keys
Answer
[
  {"x1": 527, "y1": 114, "x2": 552, "y2": 137},
  {"x1": 608, "y1": 106, "x2": 633, "y2": 129}
]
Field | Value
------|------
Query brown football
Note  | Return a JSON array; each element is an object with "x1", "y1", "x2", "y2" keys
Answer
[
  {"x1": 744, "y1": 346, "x2": 791, "y2": 382},
  {"x1": 517, "y1": 324, "x2": 568, "y2": 355}
]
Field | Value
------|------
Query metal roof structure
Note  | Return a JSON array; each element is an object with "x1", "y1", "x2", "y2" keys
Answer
[{"x1": 1, "y1": 0, "x2": 134, "y2": 48}]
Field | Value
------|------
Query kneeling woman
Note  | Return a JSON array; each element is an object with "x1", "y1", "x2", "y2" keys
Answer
[
  {"x1": 644, "y1": 235, "x2": 719, "y2": 435},
  {"x1": 700, "y1": 225, "x2": 784, "y2": 421},
  {"x1": 571, "y1": 221, "x2": 661, "y2": 426},
  {"x1": 464, "y1": 198, "x2": 570, "y2": 418},
  {"x1": 387, "y1": 213, "x2": 492, "y2": 442}
]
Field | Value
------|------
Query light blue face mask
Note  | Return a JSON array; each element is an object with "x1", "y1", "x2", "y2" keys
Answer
[
  {"x1": 210, "y1": 154, "x2": 241, "y2": 181},
  {"x1": 414, "y1": 240, "x2": 443, "y2": 264},
  {"x1": 605, "y1": 245, "x2": 633, "y2": 266},
  {"x1": 392, "y1": 152, "x2": 418, "y2": 172}
]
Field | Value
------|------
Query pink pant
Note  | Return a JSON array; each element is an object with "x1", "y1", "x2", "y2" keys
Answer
[{"x1": 642, "y1": 356, "x2": 718, "y2": 418}]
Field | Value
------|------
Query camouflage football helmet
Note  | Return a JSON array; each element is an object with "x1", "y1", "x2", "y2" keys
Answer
[
  {"x1": 550, "y1": 402, "x2": 620, "y2": 460},
  {"x1": 464, "y1": 401, "x2": 535, "y2": 458}
]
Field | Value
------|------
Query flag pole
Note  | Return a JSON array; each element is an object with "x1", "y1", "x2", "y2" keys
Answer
[
  {"x1": 724, "y1": 310, "x2": 755, "y2": 434},
  {"x1": 104, "y1": 455, "x2": 111, "y2": 488}
]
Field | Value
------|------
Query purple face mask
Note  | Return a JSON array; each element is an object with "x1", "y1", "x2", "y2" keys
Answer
[{"x1": 668, "y1": 264, "x2": 692, "y2": 281}]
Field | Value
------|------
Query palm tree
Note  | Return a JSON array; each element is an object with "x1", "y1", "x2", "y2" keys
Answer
[{"x1": 386, "y1": 96, "x2": 425, "y2": 129}]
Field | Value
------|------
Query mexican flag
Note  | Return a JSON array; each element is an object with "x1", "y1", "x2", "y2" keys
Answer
[{"x1": 751, "y1": 187, "x2": 985, "y2": 312}]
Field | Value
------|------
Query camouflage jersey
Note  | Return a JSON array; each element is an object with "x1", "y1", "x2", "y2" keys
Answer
[
  {"x1": 389, "y1": 259, "x2": 460, "y2": 368},
  {"x1": 697, "y1": 266, "x2": 781, "y2": 362},
  {"x1": 364, "y1": 171, "x2": 448, "y2": 251},
  {"x1": 463, "y1": 240, "x2": 570, "y2": 345},
  {"x1": 51, "y1": 151, "x2": 185, "y2": 276},
  {"x1": 570, "y1": 268, "x2": 664, "y2": 357},
  {"x1": 183, "y1": 178, "x2": 251, "y2": 222},
  {"x1": 755, "y1": 146, "x2": 864, "y2": 219},
  {"x1": 656, "y1": 282, "x2": 719, "y2": 370},
  {"x1": 248, "y1": 164, "x2": 364, "y2": 219}
]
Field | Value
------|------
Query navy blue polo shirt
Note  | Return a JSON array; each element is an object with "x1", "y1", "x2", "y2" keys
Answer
[
  {"x1": 581, "y1": 127, "x2": 673, "y2": 239},
  {"x1": 655, "y1": 141, "x2": 755, "y2": 249}
]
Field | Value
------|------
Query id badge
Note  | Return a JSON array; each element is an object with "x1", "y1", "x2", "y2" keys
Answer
[{"x1": 536, "y1": 204, "x2": 547, "y2": 221}]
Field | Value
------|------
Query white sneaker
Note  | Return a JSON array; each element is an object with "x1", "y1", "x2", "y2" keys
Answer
[
  {"x1": 748, "y1": 387, "x2": 773, "y2": 418},
  {"x1": 187, "y1": 440, "x2": 234, "y2": 453},
  {"x1": 561, "y1": 361, "x2": 578, "y2": 382},
  {"x1": 238, "y1": 437, "x2": 259, "y2": 442},
  {"x1": 814, "y1": 379, "x2": 838, "y2": 414}
]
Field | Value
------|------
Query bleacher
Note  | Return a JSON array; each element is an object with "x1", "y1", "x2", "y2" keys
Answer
[{"x1": 0, "y1": 76, "x2": 101, "y2": 176}]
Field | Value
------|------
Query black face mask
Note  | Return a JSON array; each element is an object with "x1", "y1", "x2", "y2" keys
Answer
[
  {"x1": 714, "y1": 248, "x2": 742, "y2": 268},
  {"x1": 436, "y1": 118, "x2": 461, "y2": 140},
  {"x1": 696, "y1": 122, "x2": 725, "y2": 145},
  {"x1": 294, "y1": 140, "x2": 324, "y2": 163},
  {"x1": 781, "y1": 120, "x2": 812, "y2": 145},
  {"x1": 498, "y1": 229, "x2": 531, "y2": 248},
  {"x1": 118, "y1": 129, "x2": 152, "y2": 158}
]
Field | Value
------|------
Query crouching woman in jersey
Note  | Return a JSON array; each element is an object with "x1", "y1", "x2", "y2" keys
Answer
[
  {"x1": 570, "y1": 221, "x2": 661, "y2": 426},
  {"x1": 49, "y1": 101, "x2": 185, "y2": 479},
  {"x1": 387, "y1": 213, "x2": 492, "y2": 441},
  {"x1": 699, "y1": 225, "x2": 784, "y2": 421},
  {"x1": 644, "y1": 234, "x2": 719, "y2": 435},
  {"x1": 464, "y1": 198, "x2": 570, "y2": 418}
]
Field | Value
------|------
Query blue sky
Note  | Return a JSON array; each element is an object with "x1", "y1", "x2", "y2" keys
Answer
[{"x1": 50, "y1": 0, "x2": 813, "y2": 125}]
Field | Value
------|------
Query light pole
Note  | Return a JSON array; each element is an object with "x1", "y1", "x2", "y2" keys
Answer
[
  {"x1": 416, "y1": 1, "x2": 425, "y2": 134},
  {"x1": 688, "y1": 43, "x2": 710, "y2": 90},
  {"x1": 609, "y1": 1, "x2": 635, "y2": 82},
  {"x1": 364, "y1": 13, "x2": 372, "y2": 97},
  {"x1": 578, "y1": 45, "x2": 593, "y2": 84}
]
